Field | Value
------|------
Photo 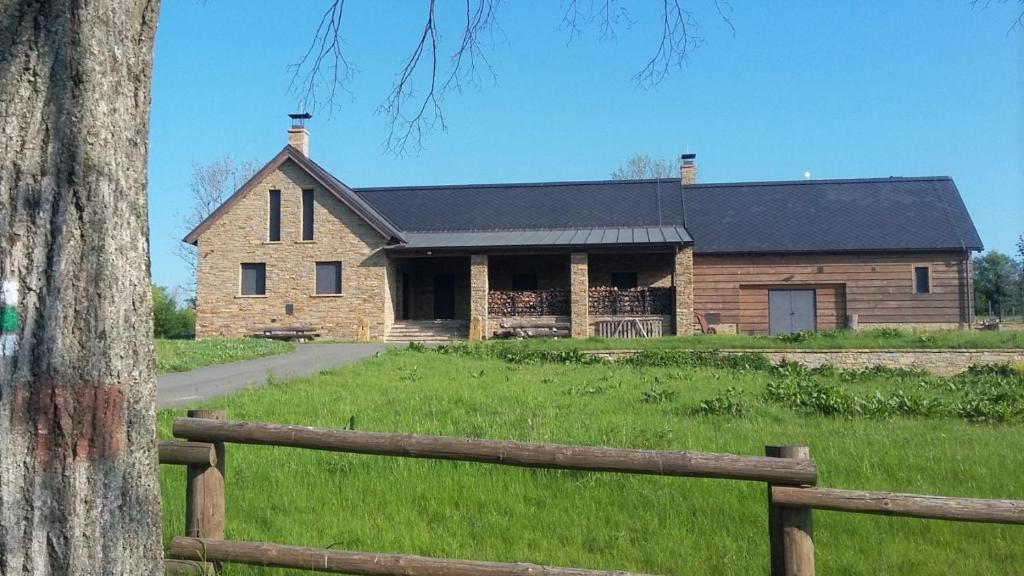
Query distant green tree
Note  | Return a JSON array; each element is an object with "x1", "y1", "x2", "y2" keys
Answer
[
  {"x1": 152, "y1": 285, "x2": 195, "y2": 339},
  {"x1": 974, "y1": 251, "x2": 1021, "y2": 317}
]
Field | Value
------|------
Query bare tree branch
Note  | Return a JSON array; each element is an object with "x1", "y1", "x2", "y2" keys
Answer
[
  {"x1": 290, "y1": 0, "x2": 355, "y2": 113},
  {"x1": 377, "y1": 0, "x2": 502, "y2": 156},
  {"x1": 633, "y1": 1, "x2": 701, "y2": 89},
  {"x1": 970, "y1": 0, "x2": 1024, "y2": 33},
  {"x1": 560, "y1": 1, "x2": 634, "y2": 44},
  {"x1": 291, "y1": 1, "x2": 738, "y2": 155},
  {"x1": 442, "y1": 0, "x2": 501, "y2": 95},
  {"x1": 713, "y1": 0, "x2": 735, "y2": 35}
]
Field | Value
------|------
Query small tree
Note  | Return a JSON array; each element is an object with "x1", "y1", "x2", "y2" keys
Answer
[
  {"x1": 152, "y1": 285, "x2": 195, "y2": 339},
  {"x1": 611, "y1": 154, "x2": 675, "y2": 180},
  {"x1": 175, "y1": 157, "x2": 258, "y2": 291},
  {"x1": 974, "y1": 251, "x2": 1021, "y2": 317}
]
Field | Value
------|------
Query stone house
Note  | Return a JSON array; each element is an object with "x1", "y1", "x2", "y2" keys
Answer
[{"x1": 185, "y1": 118, "x2": 983, "y2": 341}]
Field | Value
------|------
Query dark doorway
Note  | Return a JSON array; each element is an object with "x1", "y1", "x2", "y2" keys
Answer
[
  {"x1": 433, "y1": 275, "x2": 456, "y2": 319},
  {"x1": 401, "y1": 273, "x2": 411, "y2": 320},
  {"x1": 769, "y1": 289, "x2": 816, "y2": 335}
]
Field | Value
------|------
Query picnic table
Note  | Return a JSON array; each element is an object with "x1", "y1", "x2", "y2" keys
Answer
[{"x1": 251, "y1": 325, "x2": 320, "y2": 342}]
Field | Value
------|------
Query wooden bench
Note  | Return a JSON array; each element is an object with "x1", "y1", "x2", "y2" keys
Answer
[{"x1": 251, "y1": 325, "x2": 320, "y2": 342}]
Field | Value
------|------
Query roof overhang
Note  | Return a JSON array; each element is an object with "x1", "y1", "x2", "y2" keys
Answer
[{"x1": 386, "y1": 225, "x2": 692, "y2": 253}]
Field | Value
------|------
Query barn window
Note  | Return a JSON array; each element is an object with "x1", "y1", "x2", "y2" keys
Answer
[
  {"x1": 914, "y1": 266, "x2": 930, "y2": 294},
  {"x1": 241, "y1": 263, "x2": 266, "y2": 295},
  {"x1": 267, "y1": 190, "x2": 282, "y2": 241},
  {"x1": 302, "y1": 189, "x2": 314, "y2": 241},
  {"x1": 512, "y1": 274, "x2": 538, "y2": 291},
  {"x1": 611, "y1": 272, "x2": 638, "y2": 290},
  {"x1": 315, "y1": 261, "x2": 342, "y2": 295}
]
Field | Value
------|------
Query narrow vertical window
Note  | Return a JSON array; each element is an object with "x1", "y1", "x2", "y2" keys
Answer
[
  {"x1": 268, "y1": 190, "x2": 281, "y2": 242},
  {"x1": 914, "y1": 266, "x2": 930, "y2": 294},
  {"x1": 302, "y1": 189, "x2": 314, "y2": 241},
  {"x1": 241, "y1": 263, "x2": 267, "y2": 295},
  {"x1": 315, "y1": 261, "x2": 342, "y2": 295}
]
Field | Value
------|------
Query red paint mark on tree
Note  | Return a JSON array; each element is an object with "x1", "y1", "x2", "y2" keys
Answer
[{"x1": 19, "y1": 381, "x2": 126, "y2": 467}]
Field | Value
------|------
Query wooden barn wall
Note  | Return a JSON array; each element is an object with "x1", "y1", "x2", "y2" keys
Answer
[{"x1": 693, "y1": 252, "x2": 970, "y2": 335}]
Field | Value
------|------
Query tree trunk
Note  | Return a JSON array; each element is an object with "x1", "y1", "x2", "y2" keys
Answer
[{"x1": 0, "y1": 1, "x2": 163, "y2": 574}]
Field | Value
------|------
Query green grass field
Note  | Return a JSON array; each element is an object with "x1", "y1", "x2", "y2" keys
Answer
[
  {"x1": 501, "y1": 327, "x2": 1024, "y2": 351},
  {"x1": 158, "y1": 345, "x2": 1024, "y2": 575},
  {"x1": 155, "y1": 338, "x2": 295, "y2": 374}
]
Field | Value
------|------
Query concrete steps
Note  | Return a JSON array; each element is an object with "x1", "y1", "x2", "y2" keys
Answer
[{"x1": 385, "y1": 320, "x2": 469, "y2": 344}]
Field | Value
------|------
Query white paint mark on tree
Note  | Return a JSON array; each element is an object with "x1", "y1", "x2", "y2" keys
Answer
[{"x1": 0, "y1": 280, "x2": 19, "y2": 356}]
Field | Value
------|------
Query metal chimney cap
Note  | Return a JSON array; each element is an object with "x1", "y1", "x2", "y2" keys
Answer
[{"x1": 288, "y1": 112, "x2": 312, "y2": 129}]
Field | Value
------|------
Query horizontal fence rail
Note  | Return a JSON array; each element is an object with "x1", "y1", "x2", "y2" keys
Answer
[
  {"x1": 158, "y1": 441, "x2": 218, "y2": 467},
  {"x1": 771, "y1": 486, "x2": 1024, "y2": 525},
  {"x1": 172, "y1": 418, "x2": 819, "y2": 485},
  {"x1": 170, "y1": 537, "x2": 658, "y2": 576},
  {"x1": 163, "y1": 414, "x2": 1024, "y2": 576}
]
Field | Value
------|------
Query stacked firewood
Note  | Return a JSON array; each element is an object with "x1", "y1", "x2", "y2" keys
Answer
[
  {"x1": 588, "y1": 287, "x2": 673, "y2": 315},
  {"x1": 488, "y1": 289, "x2": 570, "y2": 316}
]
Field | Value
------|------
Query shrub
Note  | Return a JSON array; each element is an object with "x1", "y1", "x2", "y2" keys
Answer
[
  {"x1": 866, "y1": 327, "x2": 905, "y2": 339},
  {"x1": 152, "y1": 285, "x2": 195, "y2": 339},
  {"x1": 952, "y1": 371, "x2": 1024, "y2": 423},
  {"x1": 765, "y1": 379, "x2": 853, "y2": 416},
  {"x1": 855, "y1": 390, "x2": 944, "y2": 418},
  {"x1": 640, "y1": 379, "x2": 677, "y2": 404},
  {"x1": 625, "y1": 350, "x2": 773, "y2": 371},
  {"x1": 691, "y1": 386, "x2": 748, "y2": 417},
  {"x1": 436, "y1": 343, "x2": 604, "y2": 366},
  {"x1": 774, "y1": 330, "x2": 818, "y2": 344}
]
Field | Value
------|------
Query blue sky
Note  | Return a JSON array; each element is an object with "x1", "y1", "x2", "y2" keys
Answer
[{"x1": 149, "y1": 1, "x2": 1023, "y2": 292}]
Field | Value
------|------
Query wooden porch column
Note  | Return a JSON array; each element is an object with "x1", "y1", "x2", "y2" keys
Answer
[
  {"x1": 674, "y1": 247, "x2": 695, "y2": 335},
  {"x1": 469, "y1": 254, "x2": 488, "y2": 341},
  {"x1": 570, "y1": 253, "x2": 589, "y2": 339}
]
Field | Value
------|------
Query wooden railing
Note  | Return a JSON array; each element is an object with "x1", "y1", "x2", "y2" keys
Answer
[{"x1": 159, "y1": 410, "x2": 1024, "y2": 576}]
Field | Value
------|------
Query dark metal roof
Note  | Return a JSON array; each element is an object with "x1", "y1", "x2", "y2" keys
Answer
[
  {"x1": 186, "y1": 150, "x2": 982, "y2": 255},
  {"x1": 356, "y1": 179, "x2": 686, "y2": 232},
  {"x1": 356, "y1": 176, "x2": 981, "y2": 254},
  {"x1": 680, "y1": 177, "x2": 983, "y2": 253},
  {"x1": 389, "y1": 226, "x2": 692, "y2": 251}
]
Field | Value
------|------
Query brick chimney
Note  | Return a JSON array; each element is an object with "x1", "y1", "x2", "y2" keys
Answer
[
  {"x1": 288, "y1": 112, "x2": 311, "y2": 156},
  {"x1": 680, "y1": 153, "x2": 697, "y2": 185}
]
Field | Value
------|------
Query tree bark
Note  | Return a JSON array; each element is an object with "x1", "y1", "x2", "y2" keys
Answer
[{"x1": 0, "y1": 1, "x2": 163, "y2": 574}]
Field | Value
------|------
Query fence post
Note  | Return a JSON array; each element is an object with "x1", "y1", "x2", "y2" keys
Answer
[
  {"x1": 185, "y1": 409, "x2": 226, "y2": 540},
  {"x1": 766, "y1": 445, "x2": 814, "y2": 576}
]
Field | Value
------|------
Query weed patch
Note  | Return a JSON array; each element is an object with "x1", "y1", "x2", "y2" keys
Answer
[
  {"x1": 691, "y1": 386, "x2": 748, "y2": 417},
  {"x1": 640, "y1": 379, "x2": 678, "y2": 404}
]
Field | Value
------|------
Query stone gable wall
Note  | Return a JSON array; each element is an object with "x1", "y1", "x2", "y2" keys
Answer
[{"x1": 194, "y1": 160, "x2": 390, "y2": 340}]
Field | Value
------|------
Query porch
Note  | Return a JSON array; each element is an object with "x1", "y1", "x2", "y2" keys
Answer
[{"x1": 387, "y1": 249, "x2": 694, "y2": 341}]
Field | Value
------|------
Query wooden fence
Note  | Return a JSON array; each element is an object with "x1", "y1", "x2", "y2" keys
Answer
[{"x1": 159, "y1": 410, "x2": 1024, "y2": 576}]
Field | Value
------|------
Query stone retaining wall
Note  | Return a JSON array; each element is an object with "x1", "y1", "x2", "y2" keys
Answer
[{"x1": 584, "y1": 349, "x2": 1024, "y2": 376}]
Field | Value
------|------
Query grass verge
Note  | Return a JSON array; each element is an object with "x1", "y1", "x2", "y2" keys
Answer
[
  {"x1": 498, "y1": 327, "x2": 1024, "y2": 351},
  {"x1": 155, "y1": 338, "x2": 295, "y2": 374},
  {"x1": 158, "y1": 346, "x2": 1024, "y2": 575}
]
